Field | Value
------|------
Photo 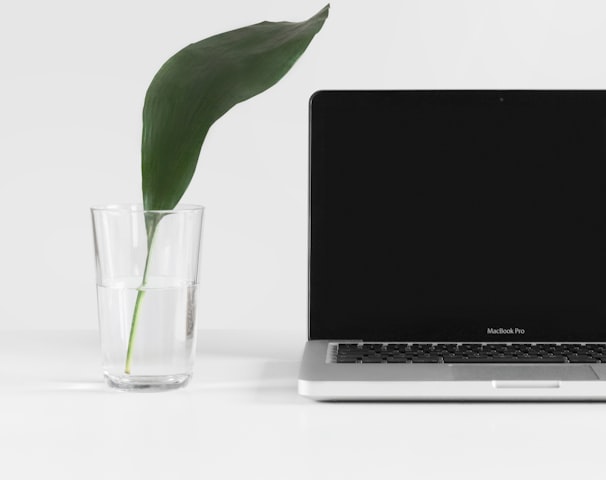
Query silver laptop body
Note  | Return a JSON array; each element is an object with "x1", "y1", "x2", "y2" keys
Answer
[{"x1": 298, "y1": 90, "x2": 606, "y2": 400}]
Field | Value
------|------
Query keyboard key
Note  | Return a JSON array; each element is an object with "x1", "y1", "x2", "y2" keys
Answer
[
  {"x1": 385, "y1": 357, "x2": 409, "y2": 363},
  {"x1": 411, "y1": 357, "x2": 441, "y2": 363},
  {"x1": 444, "y1": 356, "x2": 567, "y2": 363},
  {"x1": 567, "y1": 356, "x2": 599, "y2": 363},
  {"x1": 361, "y1": 357, "x2": 383, "y2": 363}
]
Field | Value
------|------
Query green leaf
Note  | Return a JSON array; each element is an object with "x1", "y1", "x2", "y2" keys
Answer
[{"x1": 141, "y1": 4, "x2": 330, "y2": 211}]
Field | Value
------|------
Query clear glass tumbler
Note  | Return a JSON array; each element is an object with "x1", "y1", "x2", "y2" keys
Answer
[{"x1": 91, "y1": 204, "x2": 204, "y2": 391}]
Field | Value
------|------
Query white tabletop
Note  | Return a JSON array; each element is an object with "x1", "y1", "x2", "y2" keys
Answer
[{"x1": 1, "y1": 329, "x2": 604, "y2": 479}]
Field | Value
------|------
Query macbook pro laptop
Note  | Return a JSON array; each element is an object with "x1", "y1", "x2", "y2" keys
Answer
[{"x1": 298, "y1": 90, "x2": 606, "y2": 400}]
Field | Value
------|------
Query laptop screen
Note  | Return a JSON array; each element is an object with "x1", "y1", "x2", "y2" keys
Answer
[{"x1": 309, "y1": 91, "x2": 606, "y2": 342}]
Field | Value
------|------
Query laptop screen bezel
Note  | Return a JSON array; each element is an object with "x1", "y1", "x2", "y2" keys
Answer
[{"x1": 308, "y1": 89, "x2": 606, "y2": 342}]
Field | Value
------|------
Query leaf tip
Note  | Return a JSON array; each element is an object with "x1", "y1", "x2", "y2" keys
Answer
[{"x1": 318, "y1": 4, "x2": 330, "y2": 20}]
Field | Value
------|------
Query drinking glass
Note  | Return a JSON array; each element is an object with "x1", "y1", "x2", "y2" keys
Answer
[{"x1": 91, "y1": 204, "x2": 204, "y2": 391}]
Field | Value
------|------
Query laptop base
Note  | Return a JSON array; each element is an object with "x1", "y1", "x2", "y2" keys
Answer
[{"x1": 299, "y1": 341, "x2": 606, "y2": 401}]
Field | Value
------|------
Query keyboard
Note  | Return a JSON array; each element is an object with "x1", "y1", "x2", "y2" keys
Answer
[{"x1": 335, "y1": 343, "x2": 606, "y2": 364}]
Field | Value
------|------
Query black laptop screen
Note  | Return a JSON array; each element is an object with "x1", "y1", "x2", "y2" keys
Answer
[{"x1": 309, "y1": 91, "x2": 606, "y2": 341}]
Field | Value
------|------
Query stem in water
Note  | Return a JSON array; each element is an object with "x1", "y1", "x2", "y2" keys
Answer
[{"x1": 124, "y1": 214, "x2": 161, "y2": 374}]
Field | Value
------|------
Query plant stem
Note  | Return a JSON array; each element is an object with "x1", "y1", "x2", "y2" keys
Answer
[
  {"x1": 124, "y1": 215, "x2": 159, "y2": 374},
  {"x1": 124, "y1": 286, "x2": 147, "y2": 374}
]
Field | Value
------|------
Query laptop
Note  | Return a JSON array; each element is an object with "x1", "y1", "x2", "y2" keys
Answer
[{"x1": 298, "y1": 90, "x2": 606, "y2": 400}]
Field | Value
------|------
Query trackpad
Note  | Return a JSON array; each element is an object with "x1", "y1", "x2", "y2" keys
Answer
[{"x1": 451, "y1": 365, "x2": 598, "y2": 381}]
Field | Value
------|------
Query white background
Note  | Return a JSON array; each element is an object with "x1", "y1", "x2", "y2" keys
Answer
[{"x1": 3, "y1": 0, "x2": 606, "y2": 332}]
